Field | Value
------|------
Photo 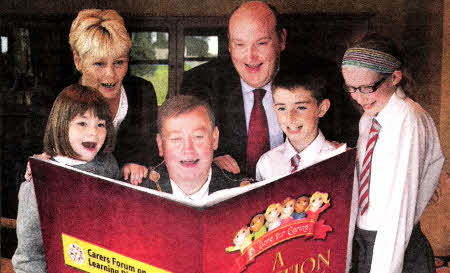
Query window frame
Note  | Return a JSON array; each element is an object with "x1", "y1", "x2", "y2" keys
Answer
[{"x1": 125, "y1": 16, "x2": 228, "y2": 99}]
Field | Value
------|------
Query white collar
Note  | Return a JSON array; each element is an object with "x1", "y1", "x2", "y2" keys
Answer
[
  {"x1": 113, "y1": 85, "x2": 128, "y2": 130},
  {"x1": 169, "y1": 168, "x2": 212, "y2": 201},
  {"x1": 285, "y1": 130, "x2": 326, "y2": 160},
  {"x1": 300, "y1": 130, "x2": 326, "y2": 159},
  {"x1": 240, "y1": 79, "x2": 272, "y2": 95},
  {"x1": 53, "y1": 155, "x2": 87, "y2": 166},
  {"x1": 373, "y1": 87, "x2": 406, "y2": 127}
]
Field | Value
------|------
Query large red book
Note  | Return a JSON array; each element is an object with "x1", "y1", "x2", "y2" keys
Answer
[{"x1": 30, "y1": 149, "x2": 356, "y2": 273}]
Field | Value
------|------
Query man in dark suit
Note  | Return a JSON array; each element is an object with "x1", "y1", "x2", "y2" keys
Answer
[
  {"x1": 180, "y1": 1, "x2": 287, "y2": 177},
  {"x1": 140, "y1": 95, "x2": 241, "y2": 198}
]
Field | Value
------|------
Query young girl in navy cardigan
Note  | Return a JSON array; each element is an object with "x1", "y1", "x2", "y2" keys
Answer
[{"x1": 12, "y1": 84, "x2": 120, "y2": 273}]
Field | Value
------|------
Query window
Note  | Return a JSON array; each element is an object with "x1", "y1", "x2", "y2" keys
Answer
[
  {"x1": 127, "y1": 14, "x2": 372, "y2": 105},
  {"x1": 183, "y1": 30, "x2": 220, "y2": 71},
  {"x1": 1, "y1": 36, "x2": 7, "y2": 53},
  {"x1": 130, "y1": 31, "x2": 170, "y2": 105},
  {"x1": 127, "y1": 17, "x2": 228, "y2": 105}
]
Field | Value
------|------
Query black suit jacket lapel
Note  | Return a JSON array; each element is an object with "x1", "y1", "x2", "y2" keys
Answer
[
  {"x1": 208, "y1": 166, "x2": 242, "y2": 194},
  {"x1": 140, "y1": 164, "x2": 173, "y2": 194},
  {"x1": 216, "y1": 72, "x2": 248, "y2": 171},
  {"x1": 156, "y1": 165, "x2": 173, "y2": 194}
]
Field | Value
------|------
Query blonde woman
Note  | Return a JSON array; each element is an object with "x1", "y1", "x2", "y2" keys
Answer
[{"x1": 28, "y1": 9, "x2": 158, "y2": 184}]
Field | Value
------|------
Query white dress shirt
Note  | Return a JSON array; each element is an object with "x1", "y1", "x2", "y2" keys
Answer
[
  {"x1": 53, "y1": 155, "x2": 87, "y2": 166},
  {"x1": 112, "y1": 86, "x2": 128, "y2": 131},
  {"x1": 355, "y1": 88, "x2": 444, "y2": 273},
  {"x1": 255, "y1": 130, "x2": 346, "y2": 181},
  {"x1": 170, "y1": 168, "x2": 212, "y2": 201},
  {"x1": 240, "y1": 79, "x2": 284, "y2": 149}
]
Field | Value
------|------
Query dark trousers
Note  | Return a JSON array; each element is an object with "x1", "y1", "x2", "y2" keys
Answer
[{"x1": 350, "y1": 223, "x2": 436, "y2": 273}]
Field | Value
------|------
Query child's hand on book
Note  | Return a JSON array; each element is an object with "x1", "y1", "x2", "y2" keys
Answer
[
  {"x1": 330, "y1": 141, "x2": 346, "y2": 149},
  {"x1": 24, "y1": 152, "x2": 51, "y2": 182},
  {"x1": 240, "y1": 178, "x2": 254, "y2": 187},
  {"x1": 213, "y1": 155, "x2": 240, "y2": 174},
  {"x1": 122, "y1": 163, "x2": 148, "y2": 185}
]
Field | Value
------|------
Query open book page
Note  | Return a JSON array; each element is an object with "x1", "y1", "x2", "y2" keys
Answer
[
  {"x1": 34, "y1": 157, "x2": 181, "y2": 200},
  {"x1": 30, "y1": 148, "x2": 356, "y2": 273},
  {"x1": 34, "y1": 142, "x2": 347, "y2": 209}
]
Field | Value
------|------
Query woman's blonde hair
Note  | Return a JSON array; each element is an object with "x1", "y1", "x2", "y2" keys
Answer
[
  {"x1": 69, "y1": 9, "x2": 132, "y2": 60},
  {"x1": 43, "y1": 84, "x2": 115, "y2": 159}
]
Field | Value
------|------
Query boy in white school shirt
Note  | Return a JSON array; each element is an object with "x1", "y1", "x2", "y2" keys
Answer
[{"x1": 255, "y1": 68, "x2": 346, "y2": 181}]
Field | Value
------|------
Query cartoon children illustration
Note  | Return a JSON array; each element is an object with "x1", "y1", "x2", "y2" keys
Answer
[
  {"x1": 292, "y1": 195, "x2": 310, "y2": 220},
  {"x1": 226, "y1": 193, "x2": 334, "y2": 255},
  {"x1": 265, "y1": 203, "x2": 283, "y2": 231},
  {"x1": 306, "y1": 192, "x2": 330, "y2": 221},
  {"x1": 226, "y1": 227, "x2": 252, "y2": 254},
  {"x1": 280, "y1": 197, "x2": 295, "y2": 225},
  {"x1": 249, "y1": 214, "x2": 267, "y2": 240}
]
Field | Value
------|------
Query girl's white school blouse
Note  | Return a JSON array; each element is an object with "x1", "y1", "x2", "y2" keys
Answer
[{"x1": 355, "y1": 88, "x2": 444, "y2": 273}]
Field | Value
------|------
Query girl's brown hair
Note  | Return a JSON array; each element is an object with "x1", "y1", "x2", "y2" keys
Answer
[{"x1": 43, "y1": 84, "x2": 115, "y2": 159}]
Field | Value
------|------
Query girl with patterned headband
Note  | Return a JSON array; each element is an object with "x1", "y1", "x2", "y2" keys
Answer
[{"x1": 342, "y1": 32, "x2": 444, "y2": 273}]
